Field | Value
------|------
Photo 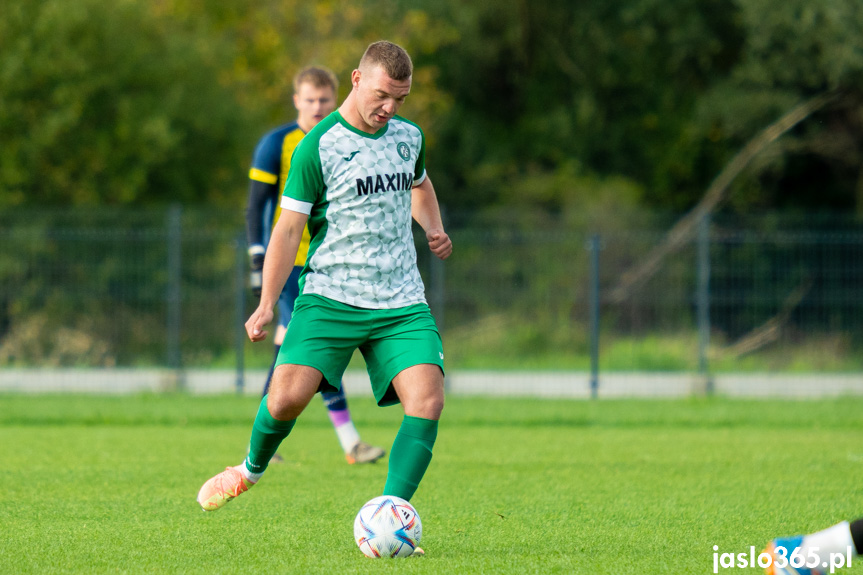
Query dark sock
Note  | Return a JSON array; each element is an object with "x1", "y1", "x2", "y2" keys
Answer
[
  {"x1": 850, "y1": 518, "x2": 863, "y2": 555},
  {"x1": 321, "y1": 388, "x2": 348, "y2": 411}
]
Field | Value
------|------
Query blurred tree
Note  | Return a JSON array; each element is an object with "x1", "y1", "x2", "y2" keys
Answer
[
  {"x1": 423, "y1": 0, "x2": 742, "y2": 213},
  {"x1": 422, "y1": 0, "x2": 863, "y2": 219},
  {"x1": 696, "y1": 0, "x2": 863, "y2": 215},
  {"x1": 4, "y1": 0, "x2": 862, "y2": 218},
  {"x1": 152, "y1": 0, "x2": 457, "y2": 150},
  {"x1": 0, "y1": 0, "x2": 258, "y2": 208}
]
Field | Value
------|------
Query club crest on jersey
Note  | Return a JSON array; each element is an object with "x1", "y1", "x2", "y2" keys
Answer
[
  {"x1": 356, "y1": 173, "x2": 413, "y2": 196},
  {"x1": 396, "y1": 142, "x2": 411, "y2": 161}
]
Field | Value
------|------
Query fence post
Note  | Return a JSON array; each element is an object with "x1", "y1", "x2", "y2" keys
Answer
[
  {"x1": 588, "y1": 234, "x2": 601, "y2": 399},
  {"x1": 696, "y1": 214, "x2": 713, "y2": 395},
  {"x1": 234, "y1": 234, "x2": 246, "y2": 394},
  {"x1": 165, "y1": 204, "x2": 184, "y2": 390}
]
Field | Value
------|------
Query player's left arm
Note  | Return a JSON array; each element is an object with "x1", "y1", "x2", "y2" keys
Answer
[{"x1": 411, "y1": 175, "x2": 452, "y2": 260}]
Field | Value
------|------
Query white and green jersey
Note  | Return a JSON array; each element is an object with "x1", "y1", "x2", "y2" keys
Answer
[{"x1": 280, "y1": 111, "x2": 428, "y2": 309}]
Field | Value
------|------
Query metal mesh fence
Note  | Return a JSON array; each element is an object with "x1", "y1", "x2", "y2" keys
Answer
[
  {"x1": 2, "y1": 207, "x2": 862, "y2": 395},
  {"x1": 0, "y1": 208, "x2": 243, "y2": 369}
]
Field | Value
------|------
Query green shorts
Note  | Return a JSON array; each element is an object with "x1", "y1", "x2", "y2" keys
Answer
[{"x1": 276, "y1": 294, "x2": 444, "y2": 406}]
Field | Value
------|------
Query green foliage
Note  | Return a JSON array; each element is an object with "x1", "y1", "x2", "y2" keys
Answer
[
  {"x1": 696, "y1": 0, "x2": 863, "y2": 213},
  {"x1": 0, "y1": 0, "x2": 258, "y2": 208},
  {"x1": 155, "y1": 0, "x2": 457, "y2": 142},
  {"x1": 425, "y1": 0, "x2": 743, "y2": 212},
  {"x1": 3, "y1": 0, "x2": 863, "y2": 216},
  {"x1": 732, "y1": 0, "x2": 863, "y2": 90},
  {"x1": 6, "y1": 1, "x2": 863, "y2": 376}
]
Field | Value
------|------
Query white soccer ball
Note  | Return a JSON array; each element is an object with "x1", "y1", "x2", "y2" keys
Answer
[{"x1": 353, "y1": 495, "x2": 422, "y2": 558}]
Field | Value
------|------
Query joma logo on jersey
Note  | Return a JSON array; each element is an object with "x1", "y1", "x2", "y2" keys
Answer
[{"x1": 356, "y1": 173, "x2": 413, "y2": 196}]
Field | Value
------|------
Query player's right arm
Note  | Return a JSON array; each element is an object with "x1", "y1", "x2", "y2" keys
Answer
[
  {"x1": 245, "y1": 208, "x2": 308, "y2": 342},
  {"x1": 245, "y1": 179, "x2": 277, "y2": 249},
  {"x1": 412, "y1": 175, "x2": 452, "y2": 260},
  {"x1": 245, "y1": 129, "x2": 283, "y2": 297},
  {"x1": 245, "y1": 179, "x2": 278, "y2": 297}
]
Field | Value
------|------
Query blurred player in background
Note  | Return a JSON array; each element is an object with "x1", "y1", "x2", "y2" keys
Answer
[
  {"x1": 245, "y1": 66, "x2": 385, "y2": 465},
  {"x1": 199, "y1": 43, "x2": 451, "y2": 550},
  {"x1": 764, "y1": 517, "x2": 863, "y2": 574}
]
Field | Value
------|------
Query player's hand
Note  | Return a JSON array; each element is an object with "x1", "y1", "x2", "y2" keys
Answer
[
  {"x1": 249, "y1": 252, "x2": 264, "y2": 298},
  {"x1": 426, "y1": 228, "x2": 452, "y2": 260},
  {"x1": 245, "y1": 305, "x2": 273, "y2": 343}
]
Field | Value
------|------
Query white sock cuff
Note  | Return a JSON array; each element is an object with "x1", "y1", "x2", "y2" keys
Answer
[
  {"x1": 335, "y1": 421, "x2": 361, "y2": 454},
  {"x1": 803, "y1": 521, "x2": 853, "y2": 558},
  {"x1": 239, "y1": 461, "x2": 263, "y2": 483}
]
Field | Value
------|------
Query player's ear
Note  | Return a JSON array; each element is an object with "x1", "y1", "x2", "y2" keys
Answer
[
  {"x1": 351, "y1": 69, "x2": 362, "y2": 89},
  {"x1": 292, "y1": 93, "x2": 300, "y2": 111}
]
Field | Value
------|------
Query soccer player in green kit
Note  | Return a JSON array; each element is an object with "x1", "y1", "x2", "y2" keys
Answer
[
  {"x1": 246, "y1": 66, "x2": 385, "y2": 465},
  {"x1": 198, "y1": 42, "x2": 452, "y2": 551}
]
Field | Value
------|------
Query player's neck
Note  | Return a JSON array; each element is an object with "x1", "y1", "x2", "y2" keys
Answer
[{"x1": 338, "y1": 95, "x2": 378, "y2": 135}]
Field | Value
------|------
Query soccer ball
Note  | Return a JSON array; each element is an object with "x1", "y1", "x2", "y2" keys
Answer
[{"x1": 353, "y1": 495, "x2": 422, "y2": 558}]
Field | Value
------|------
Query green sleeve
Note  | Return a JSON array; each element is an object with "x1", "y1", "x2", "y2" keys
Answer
[
  {"x1": 283, "y1": 136, "x2": 323, "y2": 204},
  {"x1": 414, "y1": 126, "x2": 426, "y2": 182}
]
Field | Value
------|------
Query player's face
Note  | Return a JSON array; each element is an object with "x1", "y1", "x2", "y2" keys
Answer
[
  {"x1": 352, "y1": 65, "x2": 411, "y2": 132},
  {"x1": 294, "y1": 83, "x2": 337, "y2": 132}
]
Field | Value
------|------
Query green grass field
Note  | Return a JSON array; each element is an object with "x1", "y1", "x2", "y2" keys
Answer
[{"x1": 3, "y1": 394, "x2": 862, "y2": 574}]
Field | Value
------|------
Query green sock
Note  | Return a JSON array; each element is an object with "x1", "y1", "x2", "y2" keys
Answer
[
  {"x1": 383, "y1": 415, "x2": 439, "y2": 501},
  {"x1": 246, "y1": 396, "x2": 295, "y2": 474}
]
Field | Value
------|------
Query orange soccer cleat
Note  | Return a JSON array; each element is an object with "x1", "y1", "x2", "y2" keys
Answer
[{"x1": 196, "y1": 465, "x2": 255, "y2": 511}]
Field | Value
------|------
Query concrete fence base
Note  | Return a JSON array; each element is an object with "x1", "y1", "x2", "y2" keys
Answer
[{"x1": 1, "y1": 369, "x2": 862, "y2": 399}]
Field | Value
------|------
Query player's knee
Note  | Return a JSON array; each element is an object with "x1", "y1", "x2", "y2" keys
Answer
[
  {"x1": 266, "y1": 390, "x2": 304, "y2": 420},
  {"x1": 267, "y1": 370, "x2": 317, "y2": 420},
  {"x1": 267, "y1": 377, "x2": 308, "y2": 421},
  {"x1": 405, "y1": 391, "x2": 444, "y2": 420},
  {"x1": 425, "y1": 395, "x2": 445, "y2": 420}
]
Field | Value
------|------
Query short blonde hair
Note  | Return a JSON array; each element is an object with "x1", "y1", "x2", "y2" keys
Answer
[
  {"x1": 293, "y1": 66, "x2": 338, "y2": 94},
  {"x1": 358, "y1": 41, "x2": 413, "y2": 81}
]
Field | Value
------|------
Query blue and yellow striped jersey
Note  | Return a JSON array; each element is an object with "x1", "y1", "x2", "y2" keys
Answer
[{"x1": 249, "y1": 122, "x2": 311, "y2": 266}]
